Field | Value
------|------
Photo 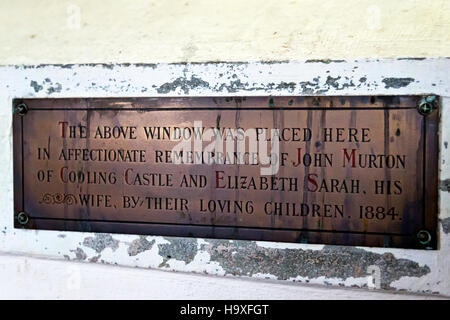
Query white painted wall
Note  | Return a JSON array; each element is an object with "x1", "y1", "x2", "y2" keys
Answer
[{"x1": 0, "y1": 0, "x2": 448, "y2": 64}]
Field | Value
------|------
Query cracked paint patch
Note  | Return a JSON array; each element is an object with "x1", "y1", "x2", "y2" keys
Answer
[
  {"x1": 30, "y1": 80, "x2": 42, "y2": 92},
  {"x1": 200, "y1": 240, "x2": 429, "y2": 289},
  {"x1": 216, "y1": 79, "x2": 249, "y2": 93},
  {"x1": 88, "y1": 255, "x2": 101, "y2": 263},
  {"x1": 441, "y1": 217, "x2": 450, "y2": 234},
  {"x1": 156, "y1": 76, "x2": 210, "y2": 94},
  {"x1": 325, "y1": 76, "x2": 355, "y2": 90},
  {"x1": 70, "y1": 247, "x2": 87, "y2": 261},
  {"x1": 18, "y1": 62, "x2": 428, "y2": 98},
  {"x1": 397, "y1": 57, "x2": 426, "y2": 61},
  {"x1": 382, "y1": 77, "x2": 415, "y2": 89},
  {"x1": 298, "y1": 80, "x2": 326, "y2": 94},
  {"x1": 153, "y1": 73, "x2": 348, "y2": 95},
  {"x1": 30, "y1": 79, "x2": 62, "y2": 94},
  {"x1": 305, "y1": 59, "x2": 345, "y2": 64},
  {"x1": 158, "y1": 237, "x2": 198, "y2": 265},
  {"x1": 268, "y1": 81, "x2": 297, "y2": 92},
  {"x1": 83, "y1": 234, "x2": 119, "y2": 253},
  {"x1": 439, "y1": 179, "x2": 450, "y2": 192},
  {"x1": 127, "y1": 236, "x2": 155, "y2": 256},
  {"x1": 124, "y1": 236, "x2": 430, "y2": 290},
  {"x1": 46, "y1": 82, "x2": 62, "y2": 94}
]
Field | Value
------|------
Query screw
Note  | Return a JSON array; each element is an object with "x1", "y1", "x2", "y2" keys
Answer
[
  {"x1": 417, "y1": 95, "x2": 438, "y2": 116},
  {"x1": 15, "y1": 103, "x2": 28, "y2": 116},
  {"x1": 417, "y1": 230, "x2": 431, "y2": 246},
  {"x1": 17, "y1": 212, "x2": 29, "y2": 225},
  {"x1": 299, "y1": 233, "x2": 308, "y2": 244}
]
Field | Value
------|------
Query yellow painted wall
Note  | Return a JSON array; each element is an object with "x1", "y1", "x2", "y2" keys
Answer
[{"x1": 0, "y1": 0, "x2": 449, "y2": 64}]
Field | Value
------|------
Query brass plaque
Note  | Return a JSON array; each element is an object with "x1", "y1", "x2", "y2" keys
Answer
[{"x1": 13, "y1": 96, "x2": 439, "y2": 249}]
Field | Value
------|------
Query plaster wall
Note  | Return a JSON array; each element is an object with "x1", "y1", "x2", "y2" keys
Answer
[{"x1": 0, "y1": 0, "x2": 449, "y2": 64}]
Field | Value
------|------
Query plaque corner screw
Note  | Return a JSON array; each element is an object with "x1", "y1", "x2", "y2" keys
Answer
[
  {"x1": 299, "y1": 233, "x2": 308, "y2": 244},
  {"x1": 417, "y1": 95, "x2": 438, "y2": 116},
  {"x1": 14, "y1": 102, "x2": 28, "y2": 116},
  {"x1": 17, "y1": 212, "x2": 29, "y2": 225},
  {"x1": 417, "y1": 229, "x2": 432, "y2": 246}
]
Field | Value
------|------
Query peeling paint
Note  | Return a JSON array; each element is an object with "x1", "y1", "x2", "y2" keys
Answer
[
  {"x1": 30, "y1": 80, "x2": 42, "y2": 92},
  {"x1": 157, "y1": 76, "x2": 210, "y2": 94},
  {"x1": 46, "y1": 83, "x2": 62, "y2": 94},
  {"x1": 382, "y1": 77, "x2": 415, "y2": 89},
  {"x1": 125, "y1": 236, "x2": 433, "y2": 290},
  {"x1": 89, "y1": 255, "x2": 101, "y2": 263},
  {"x1": 158, "y1": 237, "x2": 198, "y2": 264},
  {"x1": 127, "y1": 236, "x2": 155, "y2": 256},
  {"x1": 441, "y1": 218, "x2": 450, "y2": 234},
  {"x1": 70, "y1": 247, "x2": 87, "y2": 261},
  {"x1": 83, "y1": 234, "x2": 119, "y2": 253},
  {"x1": 29, "y1": 79, "x2": 62, "y2": 95},
  {"x1": 397, "y1": 57, "x2": 426, "y2": 61},
  {"x1": 274, "y1": 81, "x2": 297, "y2": 91},
  {"x1": 439, "y1": 179, "x2": 450, "y2": 192},
  {"x1": 305, "y1": 59, "x2": 345, "y2": 64},
  {"x1": 202, "y1": 240, "x2": 430, "y2": 289},
  {"x1": 217, "y1": 78, "x2": 248, "y2": 93},
  {"x1": 299, "y1": 80, "x2": 325, "y2": 94},
  {"x1": 325, "y1": 76, "x2": 355, "y2": 90}
]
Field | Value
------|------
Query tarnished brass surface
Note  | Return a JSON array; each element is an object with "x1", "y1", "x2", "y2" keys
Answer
[{"x1": 13, "y1": 96, "x2": 439, "y2": 249}]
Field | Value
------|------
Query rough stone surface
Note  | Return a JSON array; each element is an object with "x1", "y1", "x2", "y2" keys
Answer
[
  {"x1": 440, "y1": 179, "x2": 450, "y2": 192},
  {"x1": 127, "y1": 236, "x2": 155, "y2": 256},
  {"x1": 201, "y1": 240, "x2": 429, "y2": 289},
  {"x1": 83, "y1": 234, "x2": 119, "y2": 253},
  {"x1": 30, "y1": 80, "x2": 42, "y2": 92},
  {"x1": 441, "y1": 218, "x2": 450, "y2": 234},
  {"x1": 158, "y1": 238, "x2": 198, "y2": 264},
  {"x1": 156, "y1": 76, "x2": 210, "y2": 94},
  {"x1": 382, "y1": 77, "x2": 415, "y2": 89}
]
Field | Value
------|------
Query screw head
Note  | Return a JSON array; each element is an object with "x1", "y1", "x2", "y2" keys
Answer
[
  {"x1": 417, "y1": 96, "x2": 438, "y2": 116},
  {"x1": 417, "y1": 230, "x2": 431, "y2": 245},
  {"x1": 17, "y1": 212, "x2": 29, "y2": 225},
  {"x1": 15, "y1": 103, "x2": 28, "y2": 116}
]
